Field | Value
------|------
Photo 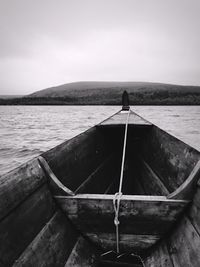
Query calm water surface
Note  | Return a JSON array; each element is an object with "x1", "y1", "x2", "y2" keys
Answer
[{"x1": 0, "y1": 105, "x2": 200, "y2": 176}]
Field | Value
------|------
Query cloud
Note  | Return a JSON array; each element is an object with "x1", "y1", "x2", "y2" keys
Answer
[{"x1": 0, "y1": 0, "x2": 200, "y2": 94}]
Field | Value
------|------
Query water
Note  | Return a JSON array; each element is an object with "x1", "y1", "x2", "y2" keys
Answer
[{"x1": 0, "y1": 105, "x2": 200, "y2": 176}]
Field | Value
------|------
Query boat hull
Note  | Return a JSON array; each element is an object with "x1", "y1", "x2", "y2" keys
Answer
[{"x1": 0, "y1": 109, "x2": 200, "y2": 266}]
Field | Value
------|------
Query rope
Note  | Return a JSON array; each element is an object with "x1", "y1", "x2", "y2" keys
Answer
[
  {"x1": 113, "y1": 109, "x2": 130, "y2": 254},
  {"x1": 113, "y1": 192, "x2": 122, "y2": 253},
  {"x1": 119, "y1": 109, "x2": 130, "y2": 194}
]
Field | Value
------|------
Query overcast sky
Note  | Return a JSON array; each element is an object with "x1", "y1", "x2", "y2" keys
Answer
[{"x1": 0, "y1": 0, "x2": 200, "y2": 95}]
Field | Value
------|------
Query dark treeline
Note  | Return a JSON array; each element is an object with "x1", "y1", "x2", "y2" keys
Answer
[
  {"x1": 0, "y1": 91, "x2": 200, "y2": 105},
  {"x1": 0, "y1": 96, "x2": 77, "y2": 105}
]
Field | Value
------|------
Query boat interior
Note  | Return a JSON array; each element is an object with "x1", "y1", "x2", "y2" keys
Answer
[
  {"x1": 1, "y1": 109, "x2": 200, "y2": 266},
  {"x1": 40, "y1": 110, "x2": 200, "y2": 266},
  {"x1": 43, "y1": 110, "x2": 200, "y2": 197}
]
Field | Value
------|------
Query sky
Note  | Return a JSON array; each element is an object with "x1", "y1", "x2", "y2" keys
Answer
[{"x1": 0, "y1": 0, "x2": 200, "y2": 95}]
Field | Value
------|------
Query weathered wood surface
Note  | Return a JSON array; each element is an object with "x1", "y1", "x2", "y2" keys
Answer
[
  {"x1": 144, "y1": 181, "x2": 200, "y2": 267},
  {"x1": 65, "y1": 236, "x2": 98, "y2": 267},
  {"x1": 142, "y1": 126, "x2": 200, "y2": 192},
  {"x1": 117, "y1": 159, "x2": 146, "y2": 195},
  {"x1": 139, "y1": 160, "x2": 169, "y2": 196},
  {"x1": 121, "y1": 173, "x2": 146, "y2": 195},
  {"x1": 100, "y1": 260, "x2": 143, "y2": 267},
  {"x1": 104, "y1": 180, "x2": 115, "y2": 194},
  {"x1": 13, "y1": 212, "x2": 78, "y2": 267},
  {"x1": 187, "y1": 184, "x2": 200, "y2": 236},
  {"x1": 103, "y1": 177, "x2": 120, "y2": 194},
  {"x1": 98, "y1": 110, "x2": 152, "y2": 126},
  {"x1": 0, "y1": 185, "x2": 55, "y2": 266},
  {"x1": 56, "y1": 194, "x2": 188, "y2": 235},
  {"x1": 43, "y1": 127, "x2": 109, "y2": 191},
  {"x1": 167, "y1": 216, "x2": 200, "y2": 267},
  {"x1": 86, "y1": 233, "x2": 159, "y2": 253},
  {"x1": 144, "y1": 241, "x2": 173, "y2": 267},
  {"x1": 38, "y1": 156, "x2": 75, "y2": 196},
  {"x1": 75, "y1": 154, "x2": 118, "y2": 194},
  {"x1": 0, "y1": 158, "x2": 46, "y2": 221},
  {"x1": 100, "y1": 261, "x2": 142, "y2": 267},
  {"x1": 168, "y1": 159, "x2": 200, "y2": 199}
]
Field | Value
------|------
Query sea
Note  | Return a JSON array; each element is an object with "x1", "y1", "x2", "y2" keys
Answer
[{"x1": 0, "y1": 105, "x2": 200, "y2": 176}]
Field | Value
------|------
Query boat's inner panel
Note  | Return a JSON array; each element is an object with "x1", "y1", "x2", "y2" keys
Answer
[
  {"x1": 72, "y1": 126, "x2": 153, "y2": 195},
  {"x1": 84, "y1": 125, "x2": 169, "y2": 196},
  {"x1": 43, "y1": 125, "x2": 169, "y2": 196},
  {"x1": 43, "y1": 123, "x2": 200, "y2": 197},
  {"x1": 2, "y1": 110, "x2": 200, "y2": 267},
  {"x1": 40, "y1": 120, "x2": 196, "y2": 261}
]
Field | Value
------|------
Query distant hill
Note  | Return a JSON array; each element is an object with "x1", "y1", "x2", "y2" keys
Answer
[
  {"x1": 1, "y1": 81, "x2": 200, "y2": 105},
  {"x1": 0, "y1": 95, "x2": 23, "y2": 99}
]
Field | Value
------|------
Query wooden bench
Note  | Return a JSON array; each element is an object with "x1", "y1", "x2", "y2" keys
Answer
[{"x1": 55, "y1": 194, "x2": 188, "y2": 253}]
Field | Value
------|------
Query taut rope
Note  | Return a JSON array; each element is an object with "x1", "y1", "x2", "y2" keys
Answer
[{"x1": 113, "y1": 109, "x2": 130, "y2": 253}]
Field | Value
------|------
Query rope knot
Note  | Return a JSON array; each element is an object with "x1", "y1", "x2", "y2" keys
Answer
[{"x1": 114, "y1": 217, "x2": 120, "y2": 226}]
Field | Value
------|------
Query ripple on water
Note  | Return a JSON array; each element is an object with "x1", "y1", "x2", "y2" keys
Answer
[{"x1": 0, "y1": 105, "x2": 199, "y2": 176}]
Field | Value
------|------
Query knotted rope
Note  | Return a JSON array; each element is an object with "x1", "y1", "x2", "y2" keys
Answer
[{"x1": 113, "y1": 109, "x2": 130, "y2": 253}]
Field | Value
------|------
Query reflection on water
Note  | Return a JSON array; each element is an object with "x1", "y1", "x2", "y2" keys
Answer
[{"x1": 0, "y1": 105, "x2": 200, "y2": 176}]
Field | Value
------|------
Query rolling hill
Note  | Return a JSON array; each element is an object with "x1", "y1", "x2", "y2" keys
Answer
[{"x1": 1, "y1": 81, "x2": 200, "y2": 105}]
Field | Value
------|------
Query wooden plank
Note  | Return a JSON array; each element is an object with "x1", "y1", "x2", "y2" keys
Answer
[
  {"x1": 98, "y1": 110, "x2": 152, "y2": 126},
  {"x1": 43, "y1": 127, "x2": 110, "y2": 191},
  {"x1": 187, "y1": 185, "x2": 200, "y2": 236},
  {"x1": 38, "y1": 156, "x2": 75, "y2": 196},
  {"x1": 103, "y1": 177, "x2": 120, "y2": 194},
  {"x1": 144, "y1": 241, "x2": 173, "y2": 267},
  {"x1": 119, "y1": 160, "x2": 146, "y2": 195},
  {"x1": 104, "y1": 180, "x2": 115, "y2": 194},
  {"x1": 75, "y1": 154, "x2": 118, "y2": 194},
  {"x1": 167, "y1": 216, "x2": 200, "y2": 267},
  {"x1": 56, "y1": 193, "x2": 188, "y2": 201},
  {"x1": 0, "y1": 184, "x2": 55, "y2": 266},
  {"x1": 0, "y1": 158, "x2": 46, "y2": 221},
  {"x1": 13, "y1": 212, "x2": 78, "y2": 267},
  {"x1": 128, "y1": 175, "x2": 146, "y2": 195},
  {"x1": 100, "y1": 260, "x2": 142, "y2": 267},
  {"x1": 142, "y1": 126, "x2": 200, "y2": 192},
  {"x1": 56, "y1": 194, "x2": 188, "y2": 235},
  {"x1": 140, "y1": 160, "x2": 169, "y2": 196},
  {"x1": 86, "y1": 233, "x2": 159, "y2": 253},
  {"x1": 168, "y1": 159, "x2": 200, "y2": 199},
  {"x1": 65, "y1": 236, "x2": 98, "y2": 267}
]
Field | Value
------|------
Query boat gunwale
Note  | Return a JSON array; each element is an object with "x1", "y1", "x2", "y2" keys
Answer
[
  {"x1": 40, "y1": 108, "x2": 200, "y2": 201},
  {"x1": 54, "y1": 194, "x2": 189, "y2": 203}
]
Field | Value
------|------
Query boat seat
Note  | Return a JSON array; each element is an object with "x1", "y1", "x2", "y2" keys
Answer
[{"x1": 55, "y1": 194, "x2": 189, "y2": 254}]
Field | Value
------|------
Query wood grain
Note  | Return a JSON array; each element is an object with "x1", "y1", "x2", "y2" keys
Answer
[
  {"x1": 142, "y1": 126, "x2": 200, "y2": 192},
  {"x1": 38, "y1": 156, "x2": 75, "y2": 196},
  {"x1": 0, "y1": 185, "x2": 55, "y2": 266},
  {"x1": 0, "y1": 158, "x2": 46, "y2": 221},
  {"x1": 144, "y1": 241, "x2": 173, "y2": 267},
  {"x1": 168, "y1": 159, "x2": 200, "y2": 200},
  {"x1": 43, "y1": 127, "x2": 109, "y2": 191},
  {"x1": 13, "y1": 212, "x2": 78, "y2": 267},
  {"x1": 56, "y1": 194, "x2": 188, "y2": 235},
  {"x1": 75, "y1": 154, "x2": 118, "y2": 194},
  {"x1": 86, "y1": 233, "x2": 159, "y2": 253},
  {"x1": 139, "y1": 160, "x2": 169, "y2": 196},
  {"x1": 65, "y1": 236, "x2": 98, "y2": 267},
  {"x1": 167, "y1": 216, "x2": 200, "y2": 267},
  {"x1": 187, "y1": 185, "x2": 200, "y2": 236}
]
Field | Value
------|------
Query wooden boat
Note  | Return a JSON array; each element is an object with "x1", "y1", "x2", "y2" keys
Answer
[{"x1": 0, "y1": 93, "x2": 200, "y2": 266}]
